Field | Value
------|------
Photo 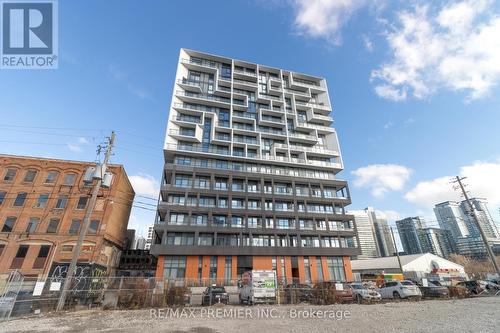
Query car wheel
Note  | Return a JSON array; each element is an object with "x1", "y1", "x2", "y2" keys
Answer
[
  {"x1": 356, "y1": 294, "x2": 363, "y2": 304},
  {"x1": 393, "y1": 291, "x2": 401, "y2": 299}
]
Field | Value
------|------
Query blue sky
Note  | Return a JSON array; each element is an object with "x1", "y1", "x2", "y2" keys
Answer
[{"x1": 1, "y1": 0, "x2": 500, "y2": 238}]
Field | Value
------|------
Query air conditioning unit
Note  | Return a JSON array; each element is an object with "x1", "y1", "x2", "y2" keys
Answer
[
  {"x1": 83, "y1": 167, "x2": 96, "y2": 183},
  {"x1": 102, "y1": 172, "x2": 113, "y2": 188}
]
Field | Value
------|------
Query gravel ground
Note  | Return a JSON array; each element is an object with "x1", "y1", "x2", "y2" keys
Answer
[{"x1": 1, "y1": 297, "x2": 499, "y2": 333}]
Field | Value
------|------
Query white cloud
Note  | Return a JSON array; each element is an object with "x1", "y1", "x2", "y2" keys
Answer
[
  {"x1": 376, "y1": 209, "x2": 401, "y2": 221},
  {"x1": 362, "y1": 34, "x2": 374, "y2": 51},
  {"x1": 291, "y1": 0, "x2": 367, "y2": 44},
  {"x1": 383, "y1": 121, "x2": 393, "y2": 129},
  {"x1": 351, "y1": 164, "x2": 412, "y2": 197},
  {"x1": 129, "y1": 173, "x2": 160, "y2": 197},
  {"x1": 67, "y1": 137, "x2": 89, "y2": 152},
  {"x1": 405, "y1": 160, "x2": 500, "y2": 208},
  {"x1": 372, "y1": 0, "x2": 500, "y2": 101}
]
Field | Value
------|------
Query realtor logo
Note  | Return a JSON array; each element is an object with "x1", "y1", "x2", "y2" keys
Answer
[{"x1": 1, "y1": 0, "x2": 58, "y2": 69}]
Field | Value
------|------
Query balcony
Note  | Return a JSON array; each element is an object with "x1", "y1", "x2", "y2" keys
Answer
[
  {"x1": 176, "y1": 78, "x2": 203, "y2": 93},
  {"x1": 233, "y1": 78, "x2": 258, "y2": 90},
  {"x1": 307, "y1": 110, "x2": 333, "y2": 125},
  {"x1": 168, "y1": 128, "x2": 202, "y2": 143},
  {"x1": 172, "y1": 114, "x2": 202, "y2": 125},
  {"x1": 289, "y1": 144, "x2": 339, "y2": 156},
  {"x1": 233, "y1": 69, "x2": 258, "y2": 79},
  {"x1": 260, "y1": 115, "x2": 285, "y2": 127},
  {"x1": 233, "y1": 137, "x2": 259, "y2": 145},
  {"x1": 165, "y1": 143, "x2": 231, "y2": 156},
  {"x1": 288, "y1": 132, "x2": 317, "y2": 143},
  {"x1": 296, "y1": 121, "x2": 334, "y2": 132},
  {"x1": 258, "y1": 93, "x2": 283, "y2": 103},
  {"x1": 180, "y1": 58, "x2": 218, "y2": 73},
  {"x1": 175, "y1": 90, "x2": 230, "y2": 108}
]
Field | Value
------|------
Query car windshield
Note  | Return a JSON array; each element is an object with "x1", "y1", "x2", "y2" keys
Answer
[
  {"x1": 350, "y1": 284, "x2": 363, "y2": 289},
  {"x1": 211, "y1": 287, "x2": 225, "y2": 293},
  {"x1": 401, "y1": 281, "x2": 414, "y2": 286}
]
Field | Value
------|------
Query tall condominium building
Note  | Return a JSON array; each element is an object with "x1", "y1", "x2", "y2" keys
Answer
[
  {"x1": 418, "y1": 228, "x2": 455, "y2": 258},
  {"x1": 350, "y1": 207, "x2": 395, "y2": 259},
  {"x1": 151, "y1": 49, "x2": 359, "y2": 284},
  {"x1": 351, "y1": 210, "x2": 378, "y2": 259},
  {"x1": 0, "y1": 154, "x2": 134, "y2": 279},
  {"x1": 460, "y1": 198, "x2": 500, "y2": 239},
  {"x1": 434, "y1": 201, "x2": 470, "y2": 241},
  {"x1": 396, "y1": 217, "x2": 426, "y2": 255}
]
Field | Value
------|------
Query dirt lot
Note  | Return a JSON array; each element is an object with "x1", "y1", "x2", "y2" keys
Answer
[{"x1": 1, "y1": 297, "x2": 499, "y2": 333}]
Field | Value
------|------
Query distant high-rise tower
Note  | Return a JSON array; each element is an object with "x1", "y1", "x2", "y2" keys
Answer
[
  {"x1": 396, "y1": 217, "x2": 426, "y2": 255},
  {"x1": 460, "y1": 198, "x2": 500, "y2": 239},
  {"x1": 434, "y1": 201, "x2": 470, "y2": 241},
  {"x1": 351, "y1": 207, "x2": 396, "y2": 258},
  {"x1": 151, "y1": 49, "x2": 360, "y2": 283}
]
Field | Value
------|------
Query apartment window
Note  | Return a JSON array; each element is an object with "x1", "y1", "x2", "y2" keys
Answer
[
  {"x1": 186, "y1": 196, "x2": 197, "y2": 206},
  {"x1": 13, "y1": 192, "x2": 27, "y2": 207},
  {"x1": 194, "y1": 176, "x2": 210, "y2": 189},
  {"x1": 214, "y1": 178, "x2": 228, "y2": 190},
  {"x1": 24, "y1": 169, "x2": 37, "y2": 182},
  {"x1": 311, "y1": 187, "x2": 322, "y2": 198},
  {"x1": 326, "y1": 257, "x2": 346, "y2": 282},
  {"x1": 175, "y1": 156, "x2": 191, "y2": 165},
  {"x1": 88, "y1": 220, "x2": 100, "y2": 234},
  {"x1": 224, "y1": 256, "x2": 232, "y2": 283},
  {"x1": 163, "y1": 256, "x2": 186, "y2": 279},
  {"x1": 174, "y1": 174, "x2": 192, "y2": 187},
  {"x1": 213, "y1": 215, "x2": 227, "y2": 227},
  {"x1": 55, "y1": 195, "x2": 68, "y2": 209},
  {"x1": 209, "y1": 256, "x2": 217, "y2": 280},
  {"x1": 197, "y1": 256, "x2": 203, "y2": 280},
  {"x1": 199, "y1": 196, "x2": 215, "y2": 207},
  {"x1": 33, "y1": 245, "x2": 51, "y2": 269},
  {"x1": 247, "y1": 217, "x2": 262, "y2": 228},
  {"x1": 295, "y1": 185, "x2": 309, "y2": 196},
  {"x1": 46, "y1": 218, "x2": 60, "y2": 233},
  {"x1": 2, "y1": 217, "x2": 17, "y2": 232},
  {"x1": 277, "y1": 235, "x2": 289, "y2": 247},
  {"x1": 0, "y1": 191, "x2": 5, "y2": 205},
  {"x1": 3, "y1": 168, "x2": 17, "y2": 181},
  {"x1": 63, "y1": 173, "x2": 76, "y2": 185},
  {"x1": 280, "y1": 257, "x2": 286, "y2": 283},
  {"x1": 26, "y1": 217, "x2": 40, "y2": 233},
  {"x1": 10, "y1": 245, "x2": 29, "y2": 269},
  {"x1": 69, "y1": 219, "x2": 81, "y2": 234},
  {"x1": 247, "y1": 181, "x2": 260, "y2": 192},
  {"x1": 166, "y1": 233, "x2": 194, "y2": 246},
  {"x1": 45, "y1": 171, "x2": 59, "y2": 184},
  {"x1": 170, "y1": 213, "x2": 187, "y2": 225},
  {"x1": 321, "y1": 236, "x2": 340, "y2": 248},
  {"x1": 301, "y1": 236, "x2": 320, "y2": 247},
  {"x1": 217, "y1": 234, "x2": 240, "y2": 246},
  {"x1": 316, "y1": 257, "x2": 324, "y2": 282},
  {"x1": 179, "y1": 128, "x2": 195, "y2": 136},
  {"x1": 265, "y1": 218, "x2": 274, "y2": 229},
  {"x1": 265, "y1": 201, "x2": 273, "y2": 210},
  {"x1": 299, "y1": 219, "x2": 314, "y2": 230},
  {"x1": 315, "y1": 220, "x2": 327, "y2": 230},
  {"x1": 232, "y1": 179, "x2": 244, "y2": 191},
  {"x1": 252, "y1": 235, "x2": 275, "y2": 247},
  {"x1": 191, "y1": 214, "x2": 208, "y2": 226},
  {"x1": 218, "y1": 198, "x2": 228, "y2": 208},
  {"x1": 36, "y1": 194, "x2": 49, "y2": 208},
  {"x1": 76, "y1": 196, "x2": 88, "y2": 210},
  {"x1": 276, "y1": 219, "x2": 295, "y2": 229},
  {"x1": 168, "y1": 195, "x2": 185, "y2": 205},
  {"x1": 231, "y1": 199, "x2": 244, "y2": 209},
  {"x1": 304, "y1": 258, "x2": 311, "y2": 282},
  {"x1": 198, "y1": 233, "x2": 214, "y2": 246},
  {"x1": 323, "y1": 188, "x2": 335, "y2": 198},
  {"x1": 230, "y1": 216, "x2": 243, "y2": 228}
]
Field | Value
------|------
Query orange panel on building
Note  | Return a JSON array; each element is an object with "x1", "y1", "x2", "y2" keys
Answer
[
  {"x1": 253, "y1": 256, "x2": 272, "y2": 270},
  {"x1": 155, "y1": 256, "x2": 165, "y2": 279},
  {"x1": 185, "y1": 256, "x2": 199, "y2": 280},
  {"x1": 343, "y1": 256, "x2": 353, "y2": 282},
  {"x1": 309, "y1": 256, "x2": 318, "y2": 282}
]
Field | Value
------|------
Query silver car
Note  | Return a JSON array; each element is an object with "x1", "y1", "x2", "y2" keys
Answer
[
  {"x1": 378, "y1": 280, "x2": 422, "y2": 300},
  {"x1": 349, "y1": 283, "x2": 381, "y2": 303}
]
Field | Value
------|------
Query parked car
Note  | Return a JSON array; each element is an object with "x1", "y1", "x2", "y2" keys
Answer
[
  {"x1": 349, "y1": 283, "x2": 381, "y2": 303},
  {"x1": 431, "y1": 281, "x2": 469, "y2": 298},
  {"x1": 202, "y1": 286, "x2": 229, "y2": 306},
  {"x1": 284, "y1": 283, "x2": 313, "y2": 304},
  {"x1": 418, "y1": 281, "x2": 450, "y2": 299},
  {"x1": 312, "y1": 282, "x2": 353, "y2": 304},
  {"x1": 457, "y1": 281, "x2": 484, "y2": 295},
  {"x1": 378, "y1": 280, "x2": 422, "y2": 300}
]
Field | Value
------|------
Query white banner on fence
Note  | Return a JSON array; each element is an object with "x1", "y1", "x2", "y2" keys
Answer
[
  {"x1": 49, "y1": 282, "x2": 61, "y2": 291},
  {"x1": 33, "y1": 282, "x2": 45, "y2": 296}
]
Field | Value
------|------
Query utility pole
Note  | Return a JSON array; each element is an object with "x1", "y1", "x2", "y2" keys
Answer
[
  {"x1": 56, "y1": 132, "x2": 115, "y2": 311},
  {"x1": 452, "y1": 176, "x2": 500, "y2": 276},
  {"x1": 390, "y1": 227, "x2": 404, "y2": 274}
]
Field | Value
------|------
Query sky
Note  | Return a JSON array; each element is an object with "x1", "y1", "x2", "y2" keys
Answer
[{"x1": 1, "y1": 0, "x2": 500, "y2": 240}]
